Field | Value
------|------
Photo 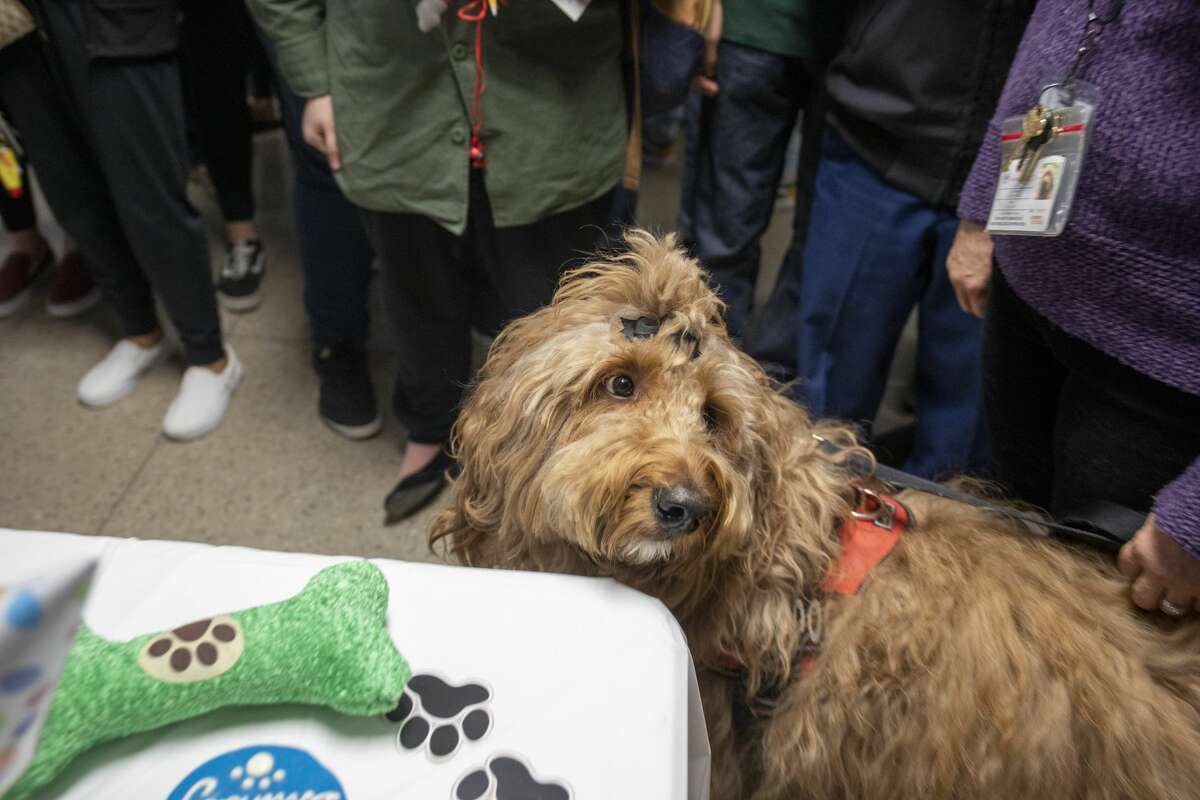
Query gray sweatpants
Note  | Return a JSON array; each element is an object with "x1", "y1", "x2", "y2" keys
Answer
[{"x1": 0, "y1": 0, "x2": 223, "y2": 365}]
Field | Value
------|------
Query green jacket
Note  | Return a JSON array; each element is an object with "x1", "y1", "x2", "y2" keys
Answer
[{"x1": 248, "y1": 0, "x2": 627, "y2": 234}]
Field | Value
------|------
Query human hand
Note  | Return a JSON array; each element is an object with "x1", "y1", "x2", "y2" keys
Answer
[
  {"x1": 946, "y1": 220, "x2": 993, "y2": 318},
  {"x1": 302, "y1": 95, "x2": 341, "y2": 171},
  {"x1": 691, "y1": 0, "x2": 722, "y2": 96},
  {"x1": 1118, "y1": 513, "x2": 1200, "y2": 616}
]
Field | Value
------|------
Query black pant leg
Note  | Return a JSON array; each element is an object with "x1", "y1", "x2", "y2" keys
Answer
[
  {"x1": 480, "y1": 178, "x2": 616, "y2": 334},
  {"x1": 0, "y1": 34, "x2": 158, "y2": 336},
  {"x1": 362, "y1": 208, "x2": 469, "y2": 444},
  {"x1": 181, "y1": 0, "x2": 254, "y2": 223},
  {"x1": 986, "y1": 267, "x2": 1200, "y2": 516},
  {"x1": 81, "y1": 55, "x2": 223, "y2": 363},
  {"x1": 1047, "y1": 325, "x2": 1200, "y2": 518},
  {"x1": 981, "y1": 269, "x2": 1066, "y2": 509}
]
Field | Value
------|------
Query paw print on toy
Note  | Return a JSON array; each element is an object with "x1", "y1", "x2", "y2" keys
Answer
[
  {"x1": 137, "y1": 615, "x2": 244, "y2": 683},
  {"x1": 452, "y1": 753, "x2": 573, "y2": 800},
  {"x1": 226, "y1": 750, "x2": 288, "y2": 793},
  {"x1": 385, "y1": 673, "x2": 493, "y2": 761}
]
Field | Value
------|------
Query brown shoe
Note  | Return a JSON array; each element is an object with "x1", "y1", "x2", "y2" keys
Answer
[
  {"x1": 46, "y1": 250, "x2": 101, "y2": 318},
  {"x1": 0, "y1": 249, "x2": 52, "y2": 318}
]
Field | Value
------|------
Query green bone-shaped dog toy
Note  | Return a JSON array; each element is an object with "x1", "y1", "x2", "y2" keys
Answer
[{"x1": 4, "y1": 561, "x2": 410, "y2": 800}]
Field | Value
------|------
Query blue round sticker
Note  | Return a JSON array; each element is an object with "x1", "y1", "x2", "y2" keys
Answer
[
  {"x1": 5, "y1": 590, "x2": 42, "y2": 630},
  {"x1": 167, "y1": 745, "x2": 346, "y2": 800}
]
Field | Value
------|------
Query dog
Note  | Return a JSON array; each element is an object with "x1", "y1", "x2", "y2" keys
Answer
[{"x1": 430, "y1": 231, "x2": 1200, "y2": 799}]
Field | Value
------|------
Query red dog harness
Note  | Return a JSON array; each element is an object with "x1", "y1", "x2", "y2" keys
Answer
[
  {"x1": 716, "y1": 487, "x2": 912, "y2": 676},
  {"x1": 822, "y1": 487, "x2": 911, "y2": 595}
]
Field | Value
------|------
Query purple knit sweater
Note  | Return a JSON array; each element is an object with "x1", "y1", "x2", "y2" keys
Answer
[{"x1": 959, "y1": 0, "x2": 1200, "y2": 555}]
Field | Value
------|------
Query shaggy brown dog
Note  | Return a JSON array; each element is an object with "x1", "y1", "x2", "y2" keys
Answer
[{"x1": 431, "y1": 231, "x2": 1200, "y2": 800}]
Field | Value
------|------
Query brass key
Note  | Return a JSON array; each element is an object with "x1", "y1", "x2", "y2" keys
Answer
[{"x1": 1016, "y1": 105, "x2": 1055, "y2": 183}]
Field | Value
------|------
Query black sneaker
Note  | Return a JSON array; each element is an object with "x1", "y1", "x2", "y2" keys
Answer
[
  {"x1": 216, "y1": 239, "x2": 265, "y2": 312},
  {"x1": 314, "y1": 341, "x2": 383, "y2": 440}
]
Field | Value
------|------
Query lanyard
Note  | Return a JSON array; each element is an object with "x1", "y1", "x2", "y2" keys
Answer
[
  {"x1": 1059, "y1": 0, "x2": 1125, "y2": 94},
  {"x1": 455, "y1": 0, "x2": 507, "y2": 169}
]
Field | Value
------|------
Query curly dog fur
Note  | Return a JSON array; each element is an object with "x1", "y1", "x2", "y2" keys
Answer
[{"x1": 431, "y1": 231, "x2": 1200, "y2": 799}]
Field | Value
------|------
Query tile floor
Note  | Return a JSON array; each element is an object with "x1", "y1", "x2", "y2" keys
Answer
[{"x1": 1, "y1": 130, "x2": 804, "y2": 563}]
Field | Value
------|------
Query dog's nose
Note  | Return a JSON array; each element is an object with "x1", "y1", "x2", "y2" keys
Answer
[{"x1": 652, "y1": 486, "x2": 711, "y2": 535}]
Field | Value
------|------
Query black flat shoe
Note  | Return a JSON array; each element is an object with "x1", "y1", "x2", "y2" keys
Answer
[{"x1": 383, "y1": 448, "x2": 456, "y2": 524}]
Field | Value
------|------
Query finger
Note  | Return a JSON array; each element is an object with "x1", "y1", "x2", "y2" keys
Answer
[
  {"x1": 1117, "y1": 542, "x2": 1141, "y2": 578},
  {"x1": 323, "y1": 125, "x2": 341, "y2": 171},
  {"x1": 967, "y1": 288, "x2": 988, "y2": 319},
  {"x1": 302, "y1": 123, "x2": 323, "y2": 154},
  {"x1": 966, "y1": 295, "x2": 983, "y2": 319},
  {"x1": 692, "y1": 75, "x2": 719, "y2": 96},
  {"x1": 1130, "y1": 573, "x2": 1165, "y2": 611},
  {"x1": 974, "y1": 287, "x2": 990, "y2": 318}
]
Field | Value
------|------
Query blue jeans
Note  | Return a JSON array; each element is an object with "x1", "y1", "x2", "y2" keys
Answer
[
  {"x1": 678, "y1": 41, "x2": 809, "y2": 340},
  {"x1": 795, "y1": 130, "x2": 987, "y2": 478},
  {"x1": 266, "y1": 39, "x2": 375, "y2": 351}
]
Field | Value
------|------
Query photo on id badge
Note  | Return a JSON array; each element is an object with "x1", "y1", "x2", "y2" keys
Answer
[{"x1": 988, "y1": 155, "x2": 1066, "y2": 234}]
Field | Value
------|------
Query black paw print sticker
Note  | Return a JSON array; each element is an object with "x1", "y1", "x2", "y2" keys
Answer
[
  {"x1": 452, "y1": 753, "x2": 573, "y2": 800},
  {"x1": 385, "y1": 673, "x2": 493, "y2": 761}
]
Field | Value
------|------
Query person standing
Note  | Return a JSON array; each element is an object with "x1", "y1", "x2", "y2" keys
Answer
[
  {"x1": 792, "y1": 0, "x2": 1034, "y2": 478},
  {"x1": 678, "y1": 0, "x2": 821, "y2": 344},
  {"x1": 951, "y1": 0, "x2": 1200, "y2": 616},
  {"x1": 255, "y1": 31, "x2": 381, "y2": 440},
  {"x1": 181, "y1": 0, "x2": 270, "y2": 313},
  {"x1": 250, "y1": 0, "x2": 628, "y2": 521},
  {"x1": 0, "y1": 0, "x2": 242, "y2": 440}
]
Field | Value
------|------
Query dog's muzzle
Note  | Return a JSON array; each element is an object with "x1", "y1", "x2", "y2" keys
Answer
[{"x1": 651, "y1": 486, "x2": 711, "y2": 536}]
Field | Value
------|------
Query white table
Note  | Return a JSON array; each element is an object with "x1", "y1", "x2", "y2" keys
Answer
[{"x1": 1, "y1": 530, "x2": 710, "y2": 799}]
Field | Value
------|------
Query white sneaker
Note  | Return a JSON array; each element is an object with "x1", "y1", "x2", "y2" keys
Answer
[
  {"x1": 77, "y1": 339, "x2": 164, "y2": 408},
  {"x1": 162, "y1": 347, "x2": 244, "y2": 440}
]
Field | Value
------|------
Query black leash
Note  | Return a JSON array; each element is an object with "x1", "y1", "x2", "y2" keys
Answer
[{"x1": 813, "y1": 436, "x2": 1140, "y2": 554}]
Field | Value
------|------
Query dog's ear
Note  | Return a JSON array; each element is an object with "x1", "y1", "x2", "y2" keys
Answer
[
  {"x1": 705, "y1": 359, "x2": 863, "y2": 691},
  {"x1": 430, "y1": 305, "x2": 582, "y2": 565},
  {"x1": 747, "y1": 383, "x2": 857, "y2": 567}
]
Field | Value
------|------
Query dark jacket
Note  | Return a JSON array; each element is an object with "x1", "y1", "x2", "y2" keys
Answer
[{"x1": 824, "y1": 0, "x2": 1034, "y2": 208}]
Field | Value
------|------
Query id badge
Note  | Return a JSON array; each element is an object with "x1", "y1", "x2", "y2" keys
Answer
[{"x1": 986, "y1": 80, "x2": 1099, "y2": 237}]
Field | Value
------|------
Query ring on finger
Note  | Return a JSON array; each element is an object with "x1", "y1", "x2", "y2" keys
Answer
[{"x1": 1159, "y1": 598, "x2": 1189, "y2": 618}]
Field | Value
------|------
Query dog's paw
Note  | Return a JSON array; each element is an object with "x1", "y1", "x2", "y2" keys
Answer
[
  {"x1": 385, "y1": 672, "x2": 493, "y2": 762},
  {"x1": 452, "y1": 753, "x2": 573, "y2": 800}
]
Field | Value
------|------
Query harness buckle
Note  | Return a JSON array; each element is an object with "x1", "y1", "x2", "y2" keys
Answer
[{"x1": 851, "y1": 486, "x2": 896, "y2": 530}]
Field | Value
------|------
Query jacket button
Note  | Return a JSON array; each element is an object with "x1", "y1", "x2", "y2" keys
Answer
[
  {"x1": 451, "y1": 129, "x2": 466, "y2": 145},
  {"x1": 452, "y1": 43, "x2": 468, "y2": 61}
]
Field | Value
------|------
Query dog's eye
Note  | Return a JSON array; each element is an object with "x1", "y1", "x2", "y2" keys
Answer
[
  {"x1": 605, "y1": 373, "x2": 636, "y2": 399},
  {"x1": 703, "y1": 404, "x2": 719, "y2": 432}
]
